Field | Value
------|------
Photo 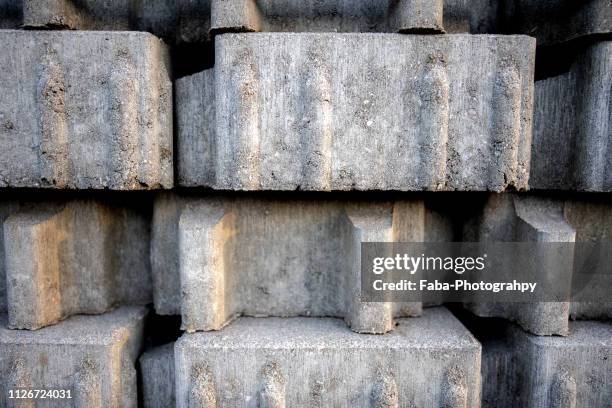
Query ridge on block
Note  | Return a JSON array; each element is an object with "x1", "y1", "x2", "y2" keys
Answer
[
  {"x1": 0, "y1": 30, "x2": 173, "y2": 190},
  {"x1": 177, "y1": 33, "x2": 535, "y2": 191},
  {"x1": 2, "y1": 200, "x2": 151, "y2": 330},
  {"x1": 151, "y1": 193, "x2": 453, "y2": 334},
  {"x1": 0, "y1": 306, "x2": 148, "y2": 408}
]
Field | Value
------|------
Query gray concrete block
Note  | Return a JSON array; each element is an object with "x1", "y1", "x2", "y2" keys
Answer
[
  {"x1": 151, "y1": 193, "x2": 452, "y2": 333},
  {"x1": 3, "y1": 200, "x2": 151, "y2": 330},
  {"x1": 140, "y1": 343, "x2": 176, "y2": 408},
  {"x1": 175, "y1": 308, "x2": 481, "y2": 408},
  {"x1": 463, "y1": 194, "x2": 576, "y2": 336},
  {"x1": 0, "y1": 201, "x2": 19, "y2": 313},
  {"x1": 531, "y1": 41, "x2": 611, "y2": 192},
  {"x1": 177, "y1": 33, "x2": 535, "y2": 191},
  {"x1": 0, "y1": 306, "x2": 147, "y2": 408},
  {"x1": 480, "y1": 319, "x2": 612, "y2": 408},
  {"x1": 211, "y1": 0, "x2": 444, "y2": 33},
  {"x1": 0, "y1": 30, "x2": 173, "y2": 190}
]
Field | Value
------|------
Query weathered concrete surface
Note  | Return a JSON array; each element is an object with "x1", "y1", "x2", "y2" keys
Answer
[
  {"x1": 211, "y1": 0, "x2": 444, "y2": 33},
  {"x1": 531, "y1": 42, "x2": 611, "y2": 192},
  {"x1": 0, "y1": 306, "x2": 147, "y2": 408},
  {"x1": 463, "y1": 194, "x2": 576, "y2": 336},
  {"x1": 0, "y1": 201, "x2": 19, "y2": 313},
  {"x1": 477, "y1": 318, "x2": 612, "y2": 408},
  {"x1": 140, "y1": 343, "x2": 176, "y2": 408},
  {"x1": 0, "y1": 0, "x2": 21, "y2": 28},
  {"x1": 3, "y1": 200, "x2": 151, "y2": 330},
  {"x1": 151, "y1": 193, "x2": 452, "y2": 333},
  {"x1": 0, "y1": 30, "x2": 173, "y2": 190},
  {"x1": 177, "y1": 33, "x2": 535, "y2": 191},
  {"x1": 175, "y1": 308, "x2": 481, "y2": 408}
]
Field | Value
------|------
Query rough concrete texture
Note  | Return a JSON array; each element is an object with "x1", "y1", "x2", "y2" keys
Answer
[
  {"x1": 0, "y1": 30, "x2": 173, "y2": 190},
  {"x1": 463, "y1": 194, "x2": 577, "y2": 336},
  {"x1": 0, "y1": 201, "x2": 19, "y2": 313},
  {"x1": 175, "y1": 308, "x2": 481, "y2": 408},
  {"x1": 140, "y1": 343, "x2": 176, "y2": 408},
  {"x1": 531, "y1": 41, "x2": 611, "y2": 192},
  {"x1": 177, "y1": 33, "x2": 535, "y2": 191},
  {"x1": 151, "y1": 193, "x2": 452, "y2": 333},
  {"x1": 478, "y1": 318, "x2": 611, "y2": 407},
  {"x1": 211, "y1": 0, "x2": 444, "y2": 33},
  {"x1": 0, "y1": 306, "x2": 147, "y2": 408},
  {"x1": 3, "y1": 200, "x2": 151, "y2": 330}
]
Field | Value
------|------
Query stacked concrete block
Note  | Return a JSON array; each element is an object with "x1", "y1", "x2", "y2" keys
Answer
[
  {"x1": 476, "y1": 317, "x2": 612, "y2": 407},
  {"x1": 165, "y1": 308, "x2": 481, "y2": 408},
  {"x1": 140, "y1": 343, "x2": 176, "y2": 408},
  {"x1": 531, "y1": 41, "x2": 611, "y2": 191},
  {"x1": 0, "y1": 200, "x2": 19, "y2": 313},
  {"x1": 151, "y1": 193, "x2": 452, "y2": 333},
  {"x1": 2, "y1": 199, "x2": 151, "y2": 330},
  {"x1": 0, "y1": 306, "x2": 147, "y2": 407},
  {"x1": 0, "y1": 30, "x2": 172, "y2": 189},
  {"x1": 177, "y1": 33, "x2": 535, "y2": 191}
]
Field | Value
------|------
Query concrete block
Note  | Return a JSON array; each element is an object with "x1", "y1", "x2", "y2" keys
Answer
[
  {"x1": 0, "y1": 0, "x2": 22, "y2": 28},
  {"x1": 0, "y1": 306, "x2": 147, "y2": 408},
  {"x1": 0, "y1": 30, "x2": 173, "y2": 189},
  {"x1": 175, "y1": 308, "x2": 481, "y2": 408},
  {"x1": 0, "y1": 201, "x2": 19, "y2": 313},
  {"x1": 3, "y1": 200, "x2": 151, "y2": 330},
  {"x1": 531, "y1": 42, "x2": 611, "y2": 192},
  {"x1": 177, "y1": 33, "x2": 535, "y2": 191},
  {"x1": 478, "y1": 319, "x2": 612, "y2": 407},
  {"x1": 140, "y1": 343, "x2": 176, "y2": 408},
  {"x1": 463, "y1": 194, "x2": 576, "y2": 336},
  {"x1": 211, "y1": 0, "x2": 444, "y2": 33},
  {"x1": 151, "y1": 193, "x2": 452, "y2": 333}
]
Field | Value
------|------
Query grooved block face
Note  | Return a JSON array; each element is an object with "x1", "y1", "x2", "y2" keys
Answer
[
  {"x1": 151, "y1": 193, "x2": 450, "y2": 332},
  {"x1": 175, "y1": 308, "x2": 481, "y2": 408},
  {"x1": 3, "y1": 200, "x2": 152, "y2": 330},
  {"x1": 178, "y1": 33, "x2": 535, "y2": 191},
  {"x1": 481, "y1": 320, "x2": 612, "y2": 408},
  {"x1": 140, "y1": 343, "x2": 176, "y2": 408},
  {"x1": 0, "y1": 30, "x2": 173, "y2": 190},
  {"x1": 0, "y1": 306, "x2": 147, "y2": 408},
  {"x1": 531, "y1": 41, "x2": 612, "y2": 191},
  {"x1": 211, "y1": 0, "x2": 444, "y2": 33}
]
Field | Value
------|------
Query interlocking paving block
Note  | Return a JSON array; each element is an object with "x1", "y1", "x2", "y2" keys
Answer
[
  {"x1": 0, "y1": 306, "x2": 147, "y2": 408},
  {"x1": 3, "y1": 200, "x2": 151, "y2": 330},
  {"x1": 140, "y1": 343, "x2": 176, "y2": 408},
  {"x1": 175, "y1": 308, "x2": 481, "y2": 408},
  {"x1": 0, "y1": 0, "x2": 22, "y2": 28},
  {"x1": 478, "y1": 318, "x2": 612, "y2": 408},
  {"x1": 0, "y1": 201, "x2": 19, "y2": 313},
  {"x1": 0, "y1": 30, "x2": 173, "y2": 190},
  {"x1": 463, "y1": 194, "x2": 576, "y2": 336},
  {"x1": 211, "y1": 0, "x2": 444, "y2": 33},
  {"x1": 151, "y1": 193, "x2": 452, "y2": 333},
  {"x1": 531, "y1": 41, "x2": 611, "y2": 192},
  {"x1": 177, "y1": 33, "x2": 535, "y2": 191}
]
